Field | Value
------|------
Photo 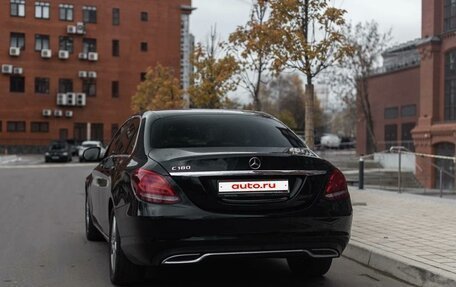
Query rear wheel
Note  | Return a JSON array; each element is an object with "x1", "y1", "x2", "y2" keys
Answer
[
  {"x1": 85, "y1": 195, "x2": 103, "y2": 241},
  {"x1": 287, "y1": 257, "x2": 332, "y2": 278},
  {"x1": 109, "y1": 211, "x2": 145, "y2": 286}
]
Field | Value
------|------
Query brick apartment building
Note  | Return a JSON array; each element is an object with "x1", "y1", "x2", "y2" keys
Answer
[
  {"x1": 358, "y1": 0, "x2": 456, "y2": 188},
  {"x1": 0, "y1": 0, "x2": 193, "y2": 152}
]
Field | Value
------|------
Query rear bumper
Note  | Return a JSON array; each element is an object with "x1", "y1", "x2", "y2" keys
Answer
[{"x1": 116, "y1": 206, "x2": 352, "y2": 266}]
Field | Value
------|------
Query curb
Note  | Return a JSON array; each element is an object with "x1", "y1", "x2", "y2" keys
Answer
[{"x1": 343, "y1": 241, "x2": 456, "y2": 287}]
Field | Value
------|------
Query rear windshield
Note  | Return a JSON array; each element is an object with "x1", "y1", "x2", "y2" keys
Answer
[
  {"x1": 150, "y1": 114, "x2": 305, "y2": 148},
  {"x1": 50, "y1": 142, "x2": 67, "y2": 150}
]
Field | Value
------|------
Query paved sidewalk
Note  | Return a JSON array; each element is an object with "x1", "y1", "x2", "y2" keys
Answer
[{"x1": 345, "y1": 188, "x2": 456, "y2": 286}]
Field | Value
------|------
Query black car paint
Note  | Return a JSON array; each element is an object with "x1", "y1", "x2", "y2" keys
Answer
[{"x1": 86, "y1": 110, "x2": 352, "y2": 266}]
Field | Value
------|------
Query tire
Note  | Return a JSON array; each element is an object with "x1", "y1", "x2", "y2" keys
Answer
[
  {"x1": 287, "y1": 257, "x2": 332, "y2": 278},
  {"x1": 79, "y1": 157, "x2": 85, "y2": 163},
  {"x1": 85, "y1": 195, "x2": 104, "y2": 241},
  {"x1": 68, "y1": 156, "x2": 72, "y2": 162},
  {"x1": 109, "y1": 211, "x2": 145, "y2": 286}
]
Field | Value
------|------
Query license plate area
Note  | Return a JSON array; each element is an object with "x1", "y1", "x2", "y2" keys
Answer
[{"x1": 218, "y1": 180, "x2": 289, "y2": 197}]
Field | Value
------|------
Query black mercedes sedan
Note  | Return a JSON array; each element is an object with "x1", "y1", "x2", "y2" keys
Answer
[{"x1": 83, "y1": 110, "x2": 352, "y2": 285}]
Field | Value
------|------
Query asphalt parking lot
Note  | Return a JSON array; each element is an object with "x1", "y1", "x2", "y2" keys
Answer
[{"x1": 0, "y1": 163, "x2": 412, "y2": 287}]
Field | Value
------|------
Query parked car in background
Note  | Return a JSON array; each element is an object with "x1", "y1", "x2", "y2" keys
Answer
[
  {"x1": 83, "y1": 110, "x2": 352, "y2": 285},
  {"x1": 320, "y1": 134, "x2": 342, "y2": 149},
  {"x1": 66, "y1": 139, "x2": 82, "y2": 156},
  {"x1": 78, "y1": 141, "x2": 105, "y2": 162},
  {"x1": 44, "y1": 141, "x2": 72, "y2": 162}
]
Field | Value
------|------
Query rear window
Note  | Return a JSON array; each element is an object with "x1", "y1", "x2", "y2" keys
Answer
[{"x1": 150, "y1": 114, "x2": 305, "y2": 148}]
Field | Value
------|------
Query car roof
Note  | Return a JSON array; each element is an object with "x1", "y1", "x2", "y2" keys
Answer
[{"x1": 143, "y1": 109, "x2": 274, "y2": 120}]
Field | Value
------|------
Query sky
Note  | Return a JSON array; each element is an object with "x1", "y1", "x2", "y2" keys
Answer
[
  {"x1": 189, "y1": 0, "x2": 422, "y2": 104},
  {"x1": 190, "y1": 0, "x2": 422, "y2": 47}
]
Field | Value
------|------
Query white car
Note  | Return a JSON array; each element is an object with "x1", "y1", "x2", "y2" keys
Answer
[
  {"x1": 78, "y1": 141, "x2": 105, "y2": 162},
  {"x1": 320, "y1": 134, "x2": 342, "y2": 149}
]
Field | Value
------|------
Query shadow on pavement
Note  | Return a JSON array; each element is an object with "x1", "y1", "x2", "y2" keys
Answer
[{"x1": 138, "y1": 258, "x2": 326, "y2": 287}]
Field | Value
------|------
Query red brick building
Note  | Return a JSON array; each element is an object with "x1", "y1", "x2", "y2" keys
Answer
[
  {"x1": 412, "y1": 0, "x2": 456, "y2": 188},
  {"x1": 0, "y1": 0, "x2": 192, "y2": 152},
  {"x1": 356, "y1": 41, "x2": 421, "y2": 155},
  {"x1": 358, "y1": 0, "x2": 456, "y2": 188}
]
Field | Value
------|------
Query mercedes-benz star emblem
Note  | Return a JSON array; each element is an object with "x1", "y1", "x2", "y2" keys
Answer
[{"x1": 249, "y1": 157, "x2": 261, "y2": 170}]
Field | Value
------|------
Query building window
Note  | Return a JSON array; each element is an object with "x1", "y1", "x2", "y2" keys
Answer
[
  {"x1": 384, "y1": 124, "x2": 398, "y2": 150},
  {"x1": 112, "y1": 40, "x2": 120, "y2": 57},
  {"x1": 7, "y1": 121, "x2": 26, "y2": 132},
  {"x1": 401, "y1": 123, "x2": 415, "y2": 152},
  {"x1": 445, "y1": 50, "x2": 456, "y2": 121},
  {"x1": 35, "y1": 77, "x2": 50, "y2": 94},
  {"x1": 59, "y1": 79, "x2": 73, "y2": 93},
  {"x1": 141, "y1": 42, "x2": 148, "y2": 52},
  {"x1": 11, "y1": 0, "x2": 26, "y2": 17},
  {"x1": 10, "y1": 76, "x2": 25, "y2": 93},
  {"x1": 59, "y1": 4, "x2": 73, "y2": 21},
  {"x1": 112, "y1": 8, "x2": 120, "y2": 25},
  {"x1": 91, "y1": 123, "x2": 104, "y2": 142},
  {"x1": 112, "y1": 81, "x2": 119, "y2": 98},
  {"x1": 141, "y1": 11, "x2": 148, "y2": 21},
  {"x1": 445, "y1": 0, "x2": 456, "y2": 32},
  {"x1": 59, "y1": 36, "x2": 73, "y2": 53},
  {"x1": 83, "y1": 38, "x2": 97, "y2": 53},
  {"x1": 111, "y1": 124, "x2": 119, "y2": 138},
  {"x1": 83, "y1": 6, "x2": 97, "y2": 23},
  {"x1": 35, "y1": 34, "x2": 50, "y2": 51},
  {"x1": 140, "y1": 72, "x2": 146, "y2": 81},
  {"x1": 31, "y1": 122, "x2": 49, "y2": 133},
  {"x1": 83, "y1": 79, "x2": 97, "y2": 97},
  {"x1": 74, "y1": 123, "x2": 87, "y2": 141},
  {"x1": 401, "y1": 105, "x2": 417, "y2": 117},
  {"x1": 384, "y1": 107, "x2": 399, "y2": 119},
  {"x1": 35, "y1": 2, "x2": 50, "y2": 19},
  {"x1": 10, "y1": 33, "x2": 25, "y2": 50}
]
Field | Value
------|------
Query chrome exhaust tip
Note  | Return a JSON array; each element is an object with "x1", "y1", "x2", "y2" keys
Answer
[{"x1": 161, "y1": 249, "x2": 339, "y2": 265}]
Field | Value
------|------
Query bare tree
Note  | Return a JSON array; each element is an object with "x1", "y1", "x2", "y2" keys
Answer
[
  {"x1": 329, "y1": 21, "x2": 391, "y2": 153},
  {"x1": 228, "y1": 0, "x2": 273, "y2": 111}
]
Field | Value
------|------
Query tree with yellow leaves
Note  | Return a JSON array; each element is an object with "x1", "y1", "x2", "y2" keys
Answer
[
  {"x1": 268, "y1": 0, "x2": 353, "y2": 148},
  {"x1": 131, "y1": 64, "x2": 184, "y2": 113},
  {"x1": 189, "y1": 27, "x2": 240, "y2": 109}
]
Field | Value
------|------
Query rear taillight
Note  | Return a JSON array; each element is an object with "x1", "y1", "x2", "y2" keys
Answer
[
  {"x1": 325, "y1": 169, "x2": 350, "y2": 200},
  {"x1": 132, "y1": 168, "x2": 180, "y2": 204}
]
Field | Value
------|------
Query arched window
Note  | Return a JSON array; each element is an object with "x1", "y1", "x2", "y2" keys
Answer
[
  {"x1": 445, "y1": 0, "x2": 456, "y2": 32},
  {"x1": 444, "y1": 50, "x2": 456, "y2": 120}
]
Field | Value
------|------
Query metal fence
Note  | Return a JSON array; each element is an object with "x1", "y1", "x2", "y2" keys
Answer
[{"x1": 358, "y1": 146, "x2": 456, "y2": 198}]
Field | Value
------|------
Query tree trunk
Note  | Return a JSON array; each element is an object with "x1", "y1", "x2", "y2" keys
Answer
[
  {"x1": 304, "y1": 83, "x2": 315, "y2": 149},
  {"x1": 358, "y1": 79, "x2": 377, "y2": 153}
]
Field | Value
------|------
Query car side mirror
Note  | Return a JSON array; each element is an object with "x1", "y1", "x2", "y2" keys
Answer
[{"x1": 83, "y1": 147, "x2": 102, "y2": 162}]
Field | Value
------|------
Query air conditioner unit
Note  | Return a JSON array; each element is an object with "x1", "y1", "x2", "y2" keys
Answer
[
  {"x1": 54, "y1": 110, "x2": 63, "y2": 117},
  {"x1": 76, "y1": 93, "x2": 86, "y2": 106},
  {"x1": 41, "y1": 49, "x2": 52, "y2": 59},
  {"x1": 57, "y1": 93, "x2": 67, "y2": 106},
  {"x1": 88, "y1": 52, "x2": 98, "y2": 61},
  {"x1": 78, "y1": 53, "x2": 88, "y2": 60},
  {"x1": 65, "y1": 111, "x2": 73, "y2": 118},
  {"x1": 9, "y1": 47, "x2": 21, "y2": 57},
  {"x1": 1, "y1": 64, "x2": 13, "y2": 74},
  {"x1": 13, "y1": 67, "x2": 23, "y2": 75},
  {"x1": 66, "y1": 92, "x2": 76, "y2": 106},
  {"x1": 76, "y1": 22, "x2": 85, "y2": 34},
  {"x1": 67, "y1": 25, "x2": 77, "y2": 34},
  {"x1": 78, "y1": 71, "x2": 88, "y2": 78},
  {"x1": 42, "y1": 109, "x2": 52, "y2": 117},
  {"x1": 58, "y1": 50, "x2": 69, "y2": 59},
  {"x1": 87, "y1": 71, "x2": 97, "y2": 78}
]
